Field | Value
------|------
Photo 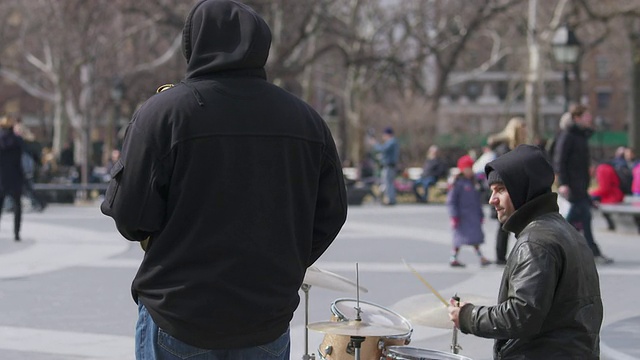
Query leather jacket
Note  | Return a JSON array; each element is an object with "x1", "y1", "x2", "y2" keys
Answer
[{"x1": 459, "y1": 193, "x2": 603, "y2": 359}]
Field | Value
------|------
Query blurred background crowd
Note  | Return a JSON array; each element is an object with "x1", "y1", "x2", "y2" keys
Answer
[{"x1": 1, "y1": 1, "x2": 640, "y2": 204}]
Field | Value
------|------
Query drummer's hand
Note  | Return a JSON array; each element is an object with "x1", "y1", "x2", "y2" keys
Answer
[{"x1": 447, "y1": 298, "x2": 467, "y2": 329}]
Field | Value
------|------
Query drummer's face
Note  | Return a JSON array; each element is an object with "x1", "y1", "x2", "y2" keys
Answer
[{"x1": 489, "y1": 182, "x2": 515, "y2": 224}]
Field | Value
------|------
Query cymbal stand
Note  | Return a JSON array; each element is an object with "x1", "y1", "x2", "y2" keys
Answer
[
  {"x1": 350, "y1": 335, "x2": 365, "y2": 360},
  {"x1": 351, "y1": 263, "x2": 364, "y2": 360},
  {"x1": 354, "y1": 263, "x2": 362, "y2": 321},
  {"x1": 300, "y1": 283, "x2": 315, "y2": 360}
]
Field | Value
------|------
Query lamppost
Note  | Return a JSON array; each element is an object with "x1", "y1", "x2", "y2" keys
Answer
[{"x1": 552, "y1": 24, "x2": 580, "y2": 112}]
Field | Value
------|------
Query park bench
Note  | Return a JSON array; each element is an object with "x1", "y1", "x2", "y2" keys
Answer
[
  {"x1": 34, "y1": 183, "x2": 108, "y2": 203},
  {"x1": 405, "y1": 166, "x2": 451, "y2": 199},
  {"x1": 598, "y1": 196, "x2": 640, "y2": 234}
]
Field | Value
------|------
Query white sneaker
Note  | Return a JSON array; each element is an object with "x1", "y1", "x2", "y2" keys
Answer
[{"x1": 594, "y1": 255, "x2": 614, "y2": 265}]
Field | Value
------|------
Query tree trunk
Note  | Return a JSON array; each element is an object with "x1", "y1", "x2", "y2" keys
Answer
[
  {"x1": 630, "y1": 22, "x2": 640, "y2": 154},
  {"x1": 525, "y1": 0, "x2": 540, "y2": 142}
]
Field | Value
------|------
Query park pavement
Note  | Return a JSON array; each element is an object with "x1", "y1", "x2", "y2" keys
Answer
[{"x1": 0, "y1": 199, "x2": 638, "y2": 359}]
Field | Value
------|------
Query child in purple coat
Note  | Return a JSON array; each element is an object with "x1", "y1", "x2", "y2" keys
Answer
[{"x1": 446, "y1": 155, "x2": 491, "y2": 267}]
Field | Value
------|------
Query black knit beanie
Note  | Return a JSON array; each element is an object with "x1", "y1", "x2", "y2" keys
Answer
[{"x1": 487, "y1": 170, "x2": 503, "y2": 187}]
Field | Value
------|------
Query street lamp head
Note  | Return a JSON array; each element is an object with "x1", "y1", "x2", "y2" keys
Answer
[{"x1": 552, "y1": 25, "x2": 580, "y2": 64}]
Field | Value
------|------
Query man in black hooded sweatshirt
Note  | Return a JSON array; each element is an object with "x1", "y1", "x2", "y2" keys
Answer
[
  {"x1": 448, "y1": 145, "x2": 602, "y2": 359},
  {"x1": 100, "y1": 1, "x2": 347, "y2": 358}
]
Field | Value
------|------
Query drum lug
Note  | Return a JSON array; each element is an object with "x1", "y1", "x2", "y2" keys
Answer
[
  {"x1": 324, "y1": 345, "x2": 333, "y2": 356},
  {"x1": 346, "y1": 341, "x2": 354, "y2": 355},
  {"x1": 377, "y1": 339, "x2": 385, "y2": 350}
]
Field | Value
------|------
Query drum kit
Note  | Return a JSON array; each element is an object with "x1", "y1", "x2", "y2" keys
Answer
[{"x1": 301, "y1": 263, "x2": 484, "y2": 360}]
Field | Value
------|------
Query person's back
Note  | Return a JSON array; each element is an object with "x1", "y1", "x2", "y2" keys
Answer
[
  {"x1": 591, "y1": 163, "x2": 624, "y2": 204},
  {"x1": 101, "y1": 0, "x2": 347, "y2": 355},
  {"x1": 125, "y1": 71, "x2": 345, "y2": 348}
]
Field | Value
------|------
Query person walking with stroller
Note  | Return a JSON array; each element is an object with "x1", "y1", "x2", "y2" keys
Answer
[{"x1": 446, "y1": 154, "x2": 491, "y2": 267}]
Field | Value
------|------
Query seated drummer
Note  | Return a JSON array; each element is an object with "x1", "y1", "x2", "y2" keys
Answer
[{"x1": 448, "y1": 145, "x2": 603, "y2": 359}]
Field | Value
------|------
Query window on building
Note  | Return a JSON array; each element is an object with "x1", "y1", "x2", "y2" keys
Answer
[
  {"x1": 595, "y1": 56, "x2": 609, "y2": 79},
  {"x1": 466, "y1": 82, "x2": 481, "y2": 101},
  {"x1": 496, "y1": 81, "x2": 508, "y2": 101},
  {"x1": 448, "y1": 83, "x2": 461, "y2": 101},
  {"x1": 596, "y1": 90, "x2": 612, "y2": 110}
]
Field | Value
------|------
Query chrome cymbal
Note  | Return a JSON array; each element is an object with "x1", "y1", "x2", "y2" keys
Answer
[
  {"x1": 307, "y1": 320, "x2": 408, "y2": 337},
  {"x1": 391, "y1": 293, "x2": 495, "y2": 329},
  {"x1": 303, "y1": 266, "x2": 368, "y2": 293}
]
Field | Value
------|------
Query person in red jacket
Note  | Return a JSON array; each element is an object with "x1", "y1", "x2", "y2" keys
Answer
[{"x1": 590, "y1": 162, "x2": 624, "y2": 230}]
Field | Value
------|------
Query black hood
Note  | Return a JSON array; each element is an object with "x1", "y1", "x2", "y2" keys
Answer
[
  {"x1": 182, "y1": 0, "x2": 272, "y2": 79},
  {"x1": 485, "y1": 144, "x2": 554, "y2": 210}
]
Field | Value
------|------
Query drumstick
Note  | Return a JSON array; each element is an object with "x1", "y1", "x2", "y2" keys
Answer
[{"x1": 401, "y1": 258, "x2": 449, "y2": 307}]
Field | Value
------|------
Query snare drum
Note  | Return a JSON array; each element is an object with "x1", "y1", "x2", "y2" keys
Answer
[
  {"x1": 384, "y1": 346, "x2": 473, "y2": 360},
  {"x1": 318, "y1": 298, "x2": 413, "y2": 360}
]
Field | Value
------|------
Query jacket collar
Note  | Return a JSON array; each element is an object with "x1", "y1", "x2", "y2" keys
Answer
[
  {"x1": 568, "y1": 124, "x2": 594, "y2": 138},
  {"x1": 503, "y1": 192, "x2": 559, "y2": 237}
]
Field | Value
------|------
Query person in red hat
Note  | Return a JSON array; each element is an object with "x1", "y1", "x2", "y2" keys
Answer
[{"x1": 445, "y1": 154, "x2": 491, "y2": 267}]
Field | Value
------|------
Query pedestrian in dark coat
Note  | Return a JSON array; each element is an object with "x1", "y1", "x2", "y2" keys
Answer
[
  {"x1": 446, "y1": 154, "x2": 490, "y2": 267},
  {"x1": 0, "y1": 116, "x2": 25, "y2": 241},
  {"x1": 486, "y1": 117, "x2": 527, "y2": 265},
  {"x1": 554, "y1": 104, "x2": 613, "y2": 264}
]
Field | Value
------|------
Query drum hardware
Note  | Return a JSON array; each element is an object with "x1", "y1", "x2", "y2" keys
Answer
[
  {"x1": 304, "y1": 266, "x2": 369, "y2": 293},
  {"x1": 354, "y1": 263, "x2": 362, "y2": 322},
  {"x1": 309, "y1": 263, "x2": 394, "y2": 360},
  {"x1": 316, "y1": 298, "x2": 413, "y2": 360},
  {"x1": 450, "y1": 294, "x2": 462, "y2": 355},
  {"x1": 384, "y1": 346, "x2": 474, "y2": 360},
  {"x1": 307, "y1": 319, "x2": 410, "y2": 337},
  {"x1": 301, "y1": 283, "x2": 315, "y2": 360},
  {"x1": 308, "y1": 319, "x2": 409, "y2": 360},
  {"x1": 301, "y1": 266, "x2": 368, "y2": 360}
]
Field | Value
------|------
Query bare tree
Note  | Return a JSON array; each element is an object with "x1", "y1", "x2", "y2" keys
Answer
[{"x1": 0, "y1": 0, "x2": 185, "y2": 188}]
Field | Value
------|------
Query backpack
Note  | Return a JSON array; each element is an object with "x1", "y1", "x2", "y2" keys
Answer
[{"x1": 611, "y1": 163, "x2": 633, "y2": 195}]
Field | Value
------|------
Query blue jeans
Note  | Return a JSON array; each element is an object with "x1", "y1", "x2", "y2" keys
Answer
[
  {"x1": 566, "y1": 198, "x2": 601, "y2": 257},
  {"x1": 382, "y1": 166, "x2": 397, "y2": 204},
  {"x1": 412, "y1": 176, "x2": 437, "y2": 202},
  {"x1": 135, "y1": 302, "x2": 290, "y2": 360}
]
